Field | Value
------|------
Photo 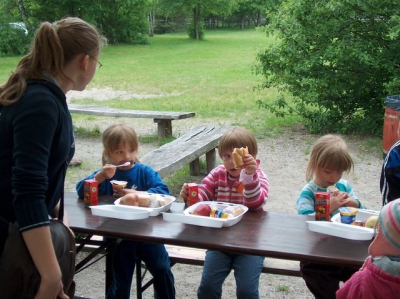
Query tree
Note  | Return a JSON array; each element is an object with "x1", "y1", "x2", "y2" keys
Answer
[
  {"x1": 159, "y1": 0, "x2": 235, "y2": 39},
  {"x1": 256, "y1": 0, "x2": 400, "y2": 135}
]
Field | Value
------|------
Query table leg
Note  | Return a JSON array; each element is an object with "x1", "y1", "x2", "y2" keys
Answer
[
  {"x1": 154, "y1": 119, "x2": 172, "y2": 139},
  {"x1": 136, "y1": 258, "x2": 143, "y2": 299}
]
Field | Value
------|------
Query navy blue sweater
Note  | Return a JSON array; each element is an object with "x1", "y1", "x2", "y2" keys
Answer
[{"x1": 0, "y1": 80, "x2": 74, "y2": 247}]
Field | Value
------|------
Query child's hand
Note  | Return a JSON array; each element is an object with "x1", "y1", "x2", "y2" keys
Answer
[
  {"x1": 243, "y1": 154, "x2": 257, "y2": 175},
  {"x1": 180, "y1": 183, "x2": 189, "y2": 205},
  {"x1": 101, "y1": 164, "x2": 116, "y2": 179},
  {"x1": 330, "y1": 192, "x2": 350, "y2": 211},
  {"x1": 94, "y1": 164, "x2": 116, "y2": 183}
]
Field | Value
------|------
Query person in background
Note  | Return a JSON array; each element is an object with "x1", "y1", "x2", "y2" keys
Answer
[
  {"x1": 180, "y1": 127, "x2": 269, "y2": 299},
  {"x1": 381, "y1": 114, "x2": 400, "y2": 206},
  {"x1": 296, "y1": 134, "x2": 367, "y2": 299},
  {"x1": 336, "y1": 198, "x2": 400, "y2": 298},
  {"x1": 76, "y1": 124, "x2": 175, "y2": 299},
  {"x1": 0, "y1": 17, "x2": 104, "y2": 298}
]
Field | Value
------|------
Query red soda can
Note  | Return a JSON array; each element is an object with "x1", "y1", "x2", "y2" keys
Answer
[
  {"x1": 84, "y1": 179, "x2": 98, "y2": 208},
  {"x1": 187, "y1": 183, "x2": 199, "y2": 206},
  {"x1": 315, "y1": 191, "x2": 330, "y2": 221}
]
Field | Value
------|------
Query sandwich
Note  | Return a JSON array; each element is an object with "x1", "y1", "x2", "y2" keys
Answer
[{"x1": 232, "y1": 146, "x2": 248, "y2": 168}]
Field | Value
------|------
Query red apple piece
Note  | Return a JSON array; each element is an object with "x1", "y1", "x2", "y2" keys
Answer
[{"x1": 190, "y1": 204, "x2": 212, "y2": 217}]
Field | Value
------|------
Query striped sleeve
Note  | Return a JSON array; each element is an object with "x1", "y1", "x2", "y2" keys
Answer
[{"x1": 296, "y1": 183, "x2": 316, "y2": 215}]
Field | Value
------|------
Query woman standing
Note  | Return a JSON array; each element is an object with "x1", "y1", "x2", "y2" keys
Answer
[{"x1": 0, "y1": 17, "x2": 105, "y2": 298}]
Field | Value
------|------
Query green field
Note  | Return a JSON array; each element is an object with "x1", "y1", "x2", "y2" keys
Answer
[{"x1": 0, "y1": 29, "x2": 300, "y2": 135}]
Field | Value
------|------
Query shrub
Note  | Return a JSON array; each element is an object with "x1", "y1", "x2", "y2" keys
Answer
[
  {"x1": 0, "y1": 25, "x2": 30, "y2": 56},
  {"x1": 255, "y1": 0, "x2": 400, "y2": 135}
]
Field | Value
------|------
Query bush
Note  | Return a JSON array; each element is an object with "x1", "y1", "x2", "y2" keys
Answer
[
  {"x1": 187, "y1": 21, "x2": 204, "y2": 40},
  {"x1": 255, "y1": 0, "x2": 400, "y2": 135},
  {"x1": 0, "y1": 25, "x2": 30, "y2": 56}
]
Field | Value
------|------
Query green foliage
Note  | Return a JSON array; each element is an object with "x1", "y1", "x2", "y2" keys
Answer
[
  {"x1": 255, "y1": 0, "x2": 400, "y2": 135},
  {"x1": 74, "y1": 125, "x2": 101, "y2": 138},
  {"x1": 187, "y1": 20, "x2": 204, "y2": 40},
  {"x1": 94, "y1": 0, "x2": 149, "y2": 44},
  {"x1": 0, "y1": 25, "x2": 30, "y2": 57}
]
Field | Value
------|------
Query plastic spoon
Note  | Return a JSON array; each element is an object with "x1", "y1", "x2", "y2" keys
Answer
[{"x1": 115, "y1": 162, "x2": 131, "y2": 167}]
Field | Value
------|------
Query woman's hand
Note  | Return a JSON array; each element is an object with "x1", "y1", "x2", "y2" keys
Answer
[
  {"x1": 34, "y1": 277, "x2": 68, "y2": 299},
  {"x1": 23, "y1": 227, "x2": 68, "y2": 299}
]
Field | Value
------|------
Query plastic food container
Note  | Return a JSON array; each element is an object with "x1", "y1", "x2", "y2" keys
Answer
[
  {"x1": 306, "y1": 221, "x2": 374, "y2": 240},
  {"x1": 338, "y1": 207, "x2": 358, "y2": 224},
  {"x1": 90, "y1": 205, "x2": 150, "y2": 220},
  {"x1": 307, "y1": 209, "x2": 380, "y2": 240},
  {"x1": 110, "y1": 180, "x2": 128, "y2": 191},
  {"x1": 162, "y1": 202, "x2": 248, "y2": 228},
  {"x1": 114, "y1": 193, "x2": 176, "y2": 216}
]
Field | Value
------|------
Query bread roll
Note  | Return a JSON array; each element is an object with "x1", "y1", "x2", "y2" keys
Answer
[
  {"x1": 120, "y1": 192, "x2": 151, "y2": 207},
  {"x1": 232, "y1": 146, "x2": 248, "y2": 169}
]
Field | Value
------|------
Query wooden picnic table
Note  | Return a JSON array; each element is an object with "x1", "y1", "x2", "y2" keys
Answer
[
  {"x1": 66, "y1": 192, "x2": 371, "y2": 298},
  {"x1": 68, "y1": 104, "x2": 195, "y2": 139}
]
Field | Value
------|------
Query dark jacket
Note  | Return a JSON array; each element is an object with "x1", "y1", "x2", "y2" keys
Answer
[
  {"x1": 0, "y1": 79, "x2": 74, "y2": 252},
  {"x1": 381, "y1": 140, "x2": 400, "y2": 206}
]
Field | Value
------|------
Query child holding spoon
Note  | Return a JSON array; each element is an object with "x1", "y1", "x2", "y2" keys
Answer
[{"x1": 76, "y1": 123, "x2": 175, "y2": 299}]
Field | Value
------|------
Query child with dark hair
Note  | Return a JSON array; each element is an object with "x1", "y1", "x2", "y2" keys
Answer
[
  {"x1": 180, "y1": 127, "x2": 269, "y2": 299},
  {"x1": 337, "y1": 198, "x2": 400, "y2": 298}
]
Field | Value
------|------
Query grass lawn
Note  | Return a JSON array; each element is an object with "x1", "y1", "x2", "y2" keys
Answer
[{"x1": 0, "y1": 28, "x2": 301, "y2": 136}]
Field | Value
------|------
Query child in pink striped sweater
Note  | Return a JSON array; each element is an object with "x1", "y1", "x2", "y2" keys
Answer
[{"x1": 180, "y1": 127, "x2": 269, "y2": 299}]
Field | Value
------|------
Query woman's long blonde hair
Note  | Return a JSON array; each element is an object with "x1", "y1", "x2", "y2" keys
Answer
[
  {"x1": 306, "y1": 134, "x2": 354, "y2": 181},
  {"x1": 0, "y1": 17, "x2": 105, "y2": 106}
]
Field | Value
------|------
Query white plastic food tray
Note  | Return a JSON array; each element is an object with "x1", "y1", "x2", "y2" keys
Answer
[
  {"x1": 90, "y1": 205, "x2": 150, "y2": 220},
  {"x1": 114, "y1": 193, "x2": 176, "y2": 216},
  {"x1": 331, "y1": 209, "x2": 380, "y2": 224},
  {"x1": 162, "y1": 202, "x2": 248, "y2": 228},
  {"x1": 307, "y1": 221, "x2": 374, "y2": 240},
  {"x1": 307, "y1": 209, "x2": 379, "y2": 240}
]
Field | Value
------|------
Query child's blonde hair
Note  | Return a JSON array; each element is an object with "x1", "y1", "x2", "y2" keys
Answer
[
  {"x1": 101, "y1": 124, "x2": 139, "y2": 165},
  {"x1": 218, "y1": 127, "x2": 258, "y2": 158},
  {"x1": 306, "y1": 134, "x2": 354, "y2": 181}
]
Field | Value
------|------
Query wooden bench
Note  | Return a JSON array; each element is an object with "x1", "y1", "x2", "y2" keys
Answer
[
  {"x1": 137, "y1": 245, "x2": 301, "y2": 297},
  {"x1": 141, "y1": 125, "x2": 232, "y2": 178},
  {"x1": 68, "y1": 103, "x2": 195, "y2": 139},
  {"x1": 75, "y1": 237, "x2": 301, "y2": 297},
  {"x1": 165, "y1": 245, "x2": 301, "y2": 277}
]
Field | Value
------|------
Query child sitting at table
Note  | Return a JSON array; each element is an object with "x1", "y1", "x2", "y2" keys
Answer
[
  {"x1": 336, "y1": 198, "x2": 400, "y2": 298},
  {"x1": 76, "y1": 124, "x2": 175, "y2": 299},
  {"x1": 296, "y1": 134, "x2": 367, "y2": 299},
  {"x1": 180, "y1": 127, "x2": 269, "y2": 299}
]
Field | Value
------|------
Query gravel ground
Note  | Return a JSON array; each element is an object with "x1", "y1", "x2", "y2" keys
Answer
[{"x1": 66, "y1": 89, "x2": 383, "y2": 299}]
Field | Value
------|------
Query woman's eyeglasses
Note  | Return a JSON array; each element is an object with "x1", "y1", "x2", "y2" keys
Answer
[{"x1": 90, "y1": 56, "x2": 103, "y2": 70}]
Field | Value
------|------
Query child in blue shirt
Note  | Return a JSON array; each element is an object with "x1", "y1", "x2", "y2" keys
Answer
[{"x1": 76, "y1": 124, "x2": 175, "y2": 299}]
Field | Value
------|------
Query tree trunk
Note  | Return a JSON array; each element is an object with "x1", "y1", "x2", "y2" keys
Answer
[
  {"x1": 148, "y1": 11, "x2": 155, "y2": 37},
  {"x1": 16, "y1": 0, "x2": 30, "y2": 30},
  {"x1": 193, "y1": 4, "x2": 201, "y2": 40}
]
